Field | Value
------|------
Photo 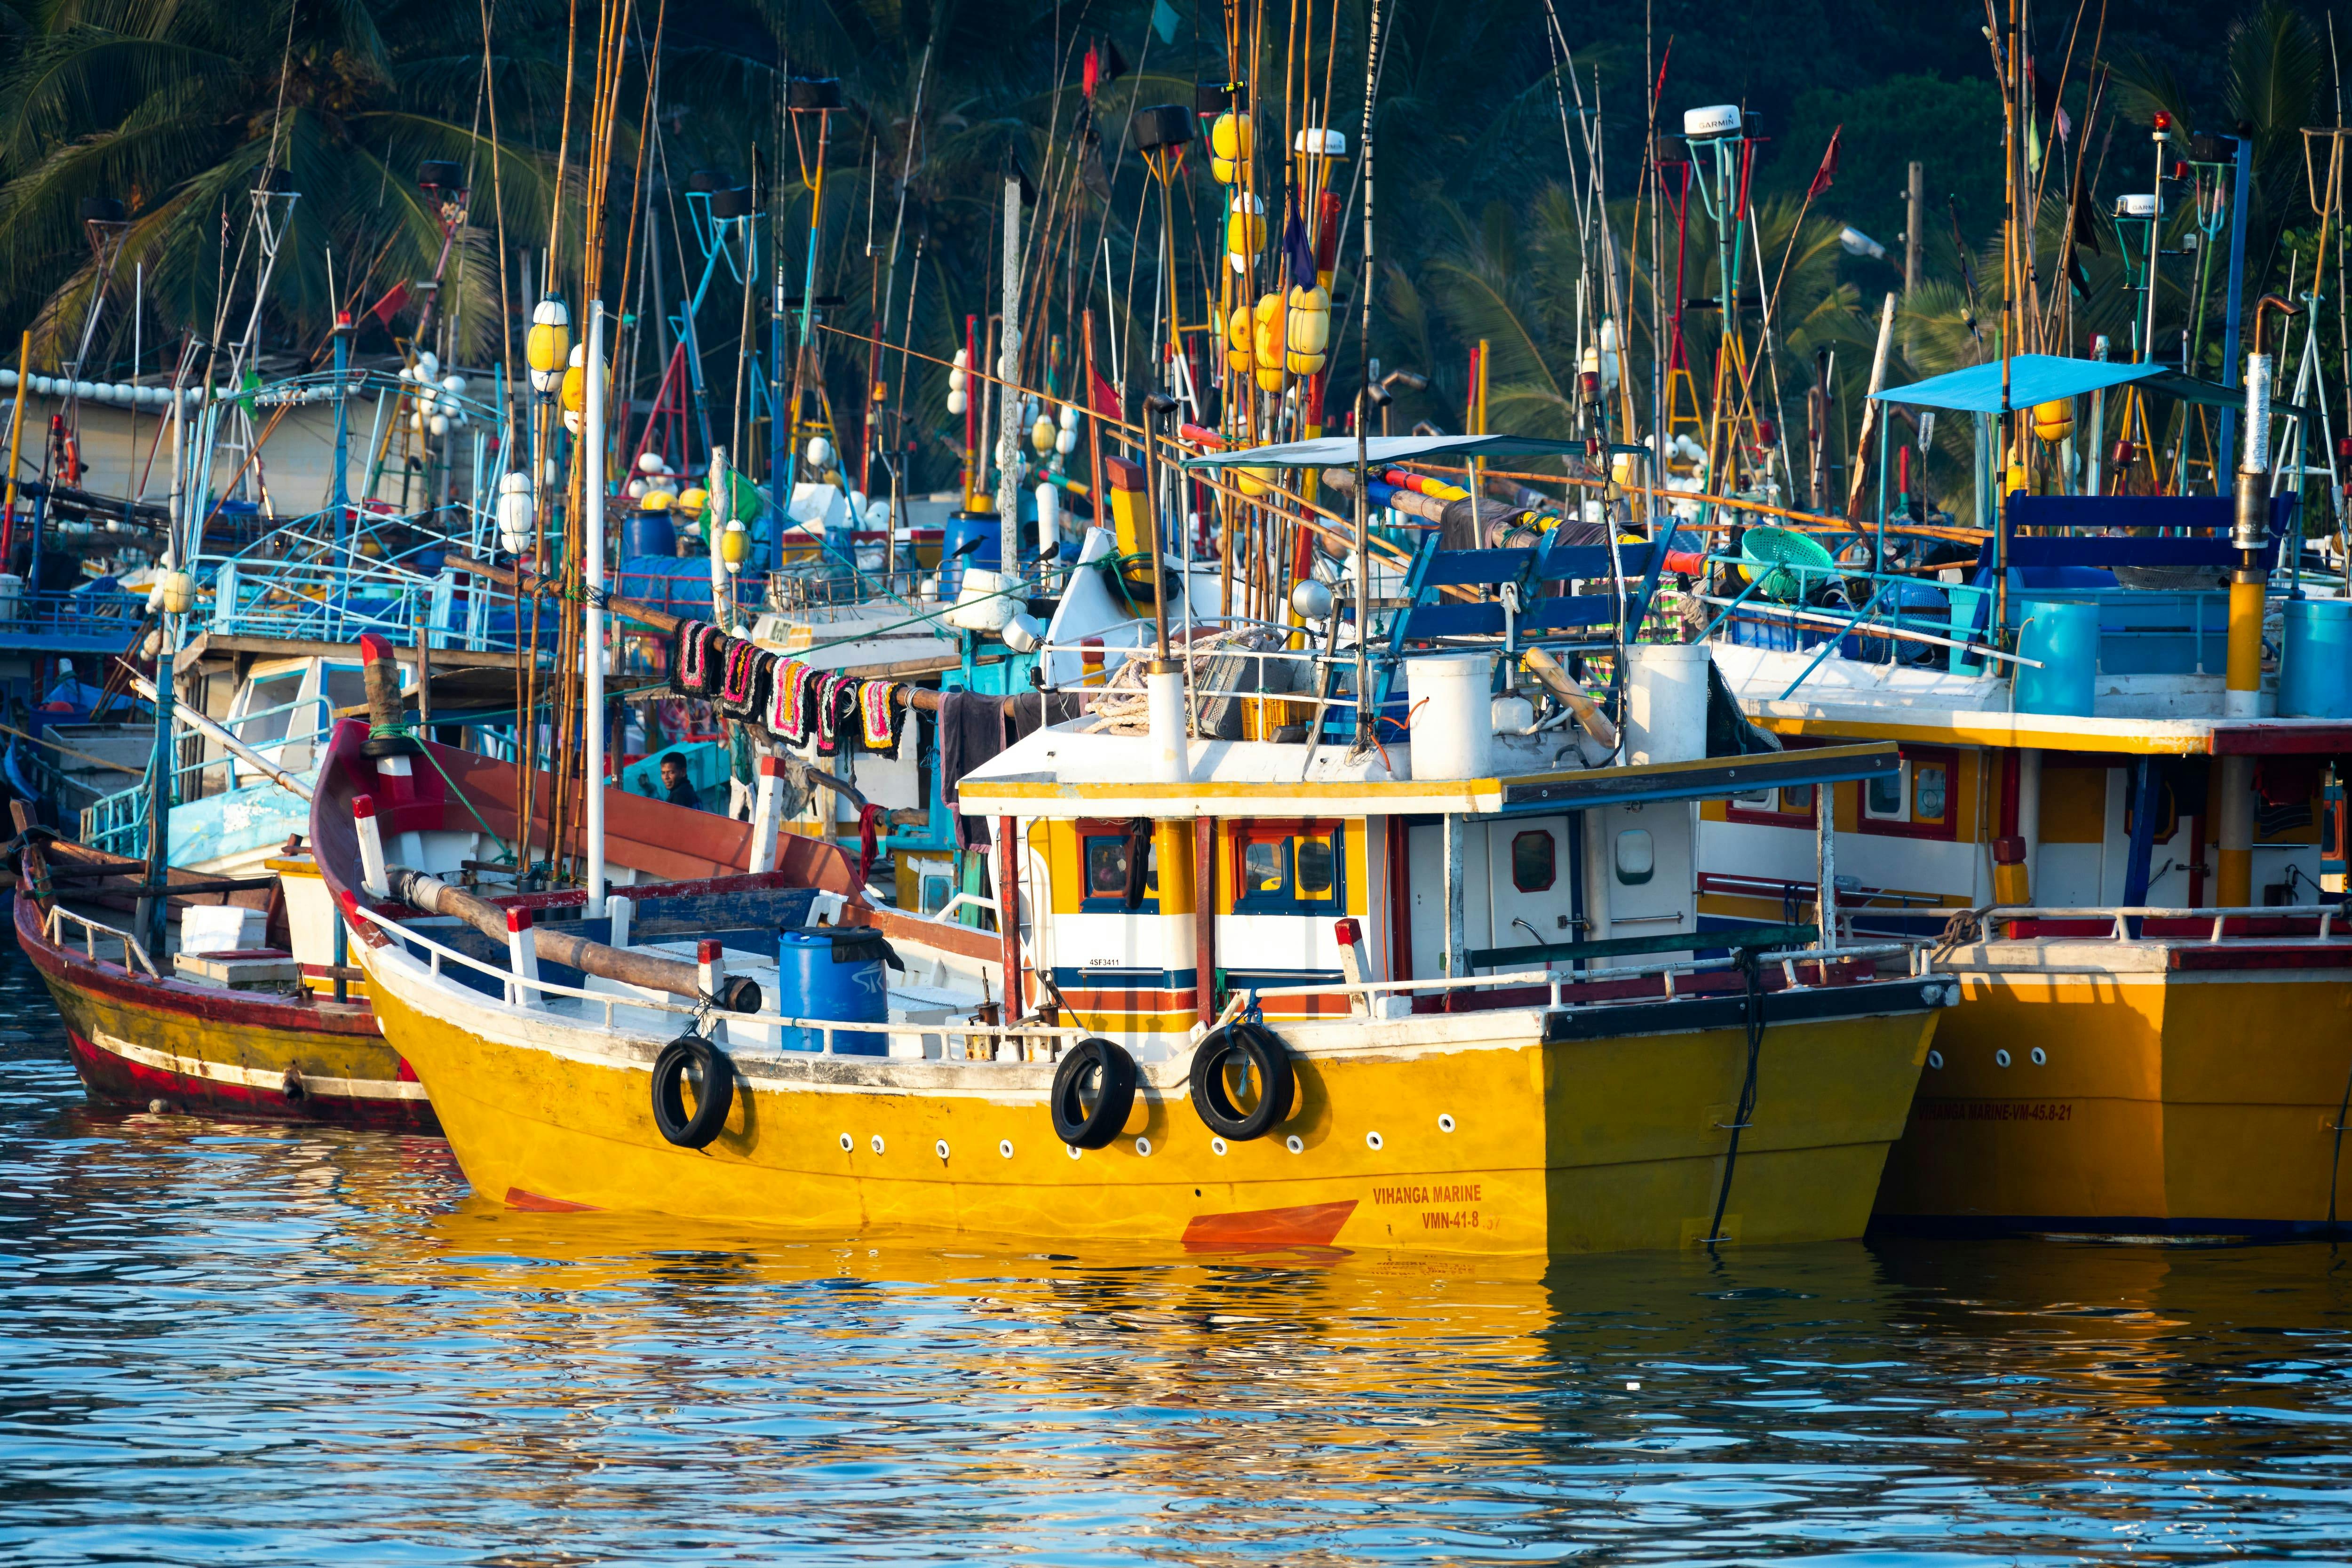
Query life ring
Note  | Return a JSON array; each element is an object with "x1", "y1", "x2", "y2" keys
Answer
[
  {"x1": 1189, "y1": 1021, "x2": 1295, "y2": 1140},
  {"x1": 1050, "y1": 1036, "x2": 1137, "y2": 1149},
  {"x1": 652, "y1": 1032, "x2": 736, "y2": 1148}
]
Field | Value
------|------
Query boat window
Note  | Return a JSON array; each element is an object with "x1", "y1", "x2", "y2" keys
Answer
[
  {"x1": 235, "y1": 674, "x2": 305, "y2": 747},
  {"x1": 1232, "y1": 824, "x2": 1345, "y2": 914},
  {"x1": 1295, "y1": 838, "x2": 1336, "y2": 899},
  {"x1": 1511, "y1": 830, "x2": 1556, "y2": 892},
  {"x1": 1728, "y1": 788, "x2": 1774, "y2": 811},
  {"x1": 322, "y1": 665, "x2": 371, "y2": 730},
  {"x1": 1913, "y1": 762, "x2": 1948, "y2": 824},
  {"x1": 1081, "y1": 831, "x2": 1157, "y2": 912},
  {"x1": 1859, "y1": 747, "x2": 1960, "y2": 841},
  {"x1": 1780, "y1": 784, "x2": 1815, "y2": 814},
  {"x1": 1614, "y1": 828, "x2": 1655, "y2": 885},
  {"x1": 1864, "y1": 764, "x2": 1911, "y2": 821}
]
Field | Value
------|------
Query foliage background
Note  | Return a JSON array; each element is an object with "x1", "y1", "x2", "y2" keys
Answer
[{"x1": 0, "y1": 0, "x2": 2329, "y2": 509}]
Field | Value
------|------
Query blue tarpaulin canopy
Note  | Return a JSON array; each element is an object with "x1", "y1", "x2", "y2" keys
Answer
[
  {"x1": 1180, "y1": 433, "x2": 1583, "y2": 470},
  {"x1": 1869, "y1": 353, "x2": 2305, "y2": 415}
]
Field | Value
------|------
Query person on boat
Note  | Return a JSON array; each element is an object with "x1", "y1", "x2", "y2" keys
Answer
[{"x1": 659, "y1": 753, "x2": 700, "y2": 811}]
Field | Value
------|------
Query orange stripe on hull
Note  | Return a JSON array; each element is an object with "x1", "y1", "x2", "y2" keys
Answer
[
  {"x1": 504, "y1": 1187, "x2": 603, "y2": 1212},
  {"x1": 1182, "y1": 1198, "x2": 1358, "y2": 1251}
]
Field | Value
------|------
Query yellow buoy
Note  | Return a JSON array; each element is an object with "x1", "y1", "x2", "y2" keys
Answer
[
  {"x1": 1210, "y1": 112, "x2": 1253, "y2": 184},
  {"x1": 1252, "y1": 292, "x2": 1287, "y2": 390},
  {"x1": 1226, "y1": 303, "x2": 1254, "y2": 373},
  {"x1": 1285, "y1": 284, "x2": 1331, "y2": 375},
  {"x1": 2032, "y1": 398, "x2": 2073, "y2": 442},
  {"x1": 1225, "y1": 195, "x2": 1265, "y2": 268}
]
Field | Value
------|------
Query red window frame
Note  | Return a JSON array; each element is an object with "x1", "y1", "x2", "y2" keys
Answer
[
  {"x1": 1856, "y1": 745, "x2": 1961, "y2": 842},
  {"x1": 1229, "y1": 818, "x2": 1346, "y2": 914}
]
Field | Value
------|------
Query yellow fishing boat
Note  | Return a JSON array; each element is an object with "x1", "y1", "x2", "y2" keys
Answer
[
  {"x1": 319, "y1": 473, "x2": 1956, "y2": 1254},
  {"x1": 1696, "y1": 353, "x2": 2352, "y2": 1234}
]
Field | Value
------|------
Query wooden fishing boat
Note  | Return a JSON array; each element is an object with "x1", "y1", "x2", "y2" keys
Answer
[
  {"x1": 1694, "y1": 356, "x2": 2352, "y2": 1234},
  {"x1": 20, "y1": 716, "x2": 845, "y2": 1129},
  {"x1": 13, "y1": 828, "x2": 430, "y2": 1128},
  {"x1": 320, "y1": 483, "x2": 1959, "y2": 1253}
]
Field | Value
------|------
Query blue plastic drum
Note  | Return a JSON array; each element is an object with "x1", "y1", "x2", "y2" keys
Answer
[
  {"x1": 2280, "y1": 597, "x2": 2352, "y2": 718},
  {"x1": 625, "y1": 512, "x2": 677, "y2": 559},
  {"x1": 2014, "y1": 599, "x2": 2099, "y2": 716},
  {"x1": 775, "y1": 926, "x2": 896, "y2": 1056}
]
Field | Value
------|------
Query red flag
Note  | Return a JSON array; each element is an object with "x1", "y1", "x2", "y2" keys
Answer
[
  {"x1": 1089, "y1": 366, "x2": 1122, "y2": 423},
  {"x1": 368, "y1": 282, "x2": 412, "y2": 326},
  {"x1": 1807, "y1": 126, "x2": 1843, "y2": 201}
]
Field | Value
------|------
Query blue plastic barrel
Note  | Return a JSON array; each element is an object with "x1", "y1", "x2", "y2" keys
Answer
[
  {"x1": 625, "y1": 512, "x2": 677, "y2": 559},
  {"x1": 775, "y1": 926, "x2": 894, "y2": 1055},
  {"x1": 2280, "y1": 597, "x2": 2352, "y2": 717},
  {"x1": 938, "y1": 508, "x2": 1000, "y2": 594},
  {"x1": 2014, "y1": 599, "x2": 2099, "y2": 716}
]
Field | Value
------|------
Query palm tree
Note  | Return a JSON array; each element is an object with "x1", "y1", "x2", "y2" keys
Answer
[{"x1": 0, "y1": 0, "x2": 558, "y2": 374}]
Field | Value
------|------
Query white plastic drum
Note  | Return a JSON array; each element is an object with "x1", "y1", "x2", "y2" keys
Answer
[
  {"x1": 1404, "y1": 653, "x2": 1495, "y2": 780},
  {"x1": 1624, "y1": 643, "x2": 1710, "y2": 764}
]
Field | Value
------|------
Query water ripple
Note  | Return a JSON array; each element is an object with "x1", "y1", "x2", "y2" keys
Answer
[{"x1": 5, "y1": 947, "x2": 2352, "y2": 1564}]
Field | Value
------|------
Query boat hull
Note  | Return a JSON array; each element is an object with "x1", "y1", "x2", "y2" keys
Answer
[
  {"x1": 366, "y1": 946, "x2": 1943, "y2": 1255},
  {"x1": 18, "y1": 897, "x2": 437, "y2": 1133},
  {"x1": 1879, "y1": 951, "x2": 2352, "y2": 1234}
]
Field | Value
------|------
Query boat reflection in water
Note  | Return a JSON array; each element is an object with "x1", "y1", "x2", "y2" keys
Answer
[{"x1": 13, "y1": 999, "x2": 2352, "y2": 1565}]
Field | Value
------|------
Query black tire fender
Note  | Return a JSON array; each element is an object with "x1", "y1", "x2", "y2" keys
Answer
[
  {"x1": 1189, "y1": 1021, "x2": 1295, "y2": 1140},
  {"x1": 652, "y1": 1032, "x2": 737, "y2": 1149},
  {"x1": 1050, "y1": 1036, "x2": 1138, "y2": 1149}
]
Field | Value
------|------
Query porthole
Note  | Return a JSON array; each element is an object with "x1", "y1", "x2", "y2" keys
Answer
[
  {"x1": 1134, "y1": 1136, "x2": 1153, "y2": 1157},
  {"x1": 870, "y1": 1134, "x2": 886, "y2": 1154},
  {"x1": 1211, "y1": 1137, "x2": 1229, "y2": 1156},
  {"x1": 999, "y1": 1139, "x2": 1015, "y2": 1158},
  {"x1": 1927, "y1": 1050, "x2": 1944, "y2": 1069},
  {"x1": 935, "y1": 1139, "x2": 952, "y2": 1160},
  {"x1": 1366, "y1": 1130, "x2": 1385, "y2": 1151},
  {"x1": 1995, "y1": 1050, "x2": 2012, "y2": 1068},
  {"x1": 1285, "y1": 1134, "x2": 1304, "y2": 1154},
  {"x1": 1437, "y1": 1114, "x2": 1456, "y2": 1134},
  {"x1": 2030, "y1": 1047, "x2": 2047, "y2": 1066},
  {"x1": 838, "y1": 1132, "x2": 853, "y2": 1151}
]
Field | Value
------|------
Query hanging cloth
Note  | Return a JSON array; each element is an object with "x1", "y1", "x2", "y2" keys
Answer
[
  {"x1": 813, "y1": 673, "x2": 858, "y2": 757},
  {"x1": 764, "y1": 659, "x2": 819, "y2": 746},
  {"x1": 670, "y1": 620, "x2": 724, "y2": 696},
  {"x1": 857, "y1": 681, "x2": 906, "y2": 751},
  {"x1": 716, "y1": 639, "x2": 771, "y2": 719}
]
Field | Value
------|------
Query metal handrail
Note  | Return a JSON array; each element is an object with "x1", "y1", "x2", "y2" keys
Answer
[
  {"x1": 346, "y1": 900, "x2": 1086, "y2": 1062},
  {"x1": 43, "y1": 904, "x2": 160, "y2": 978},
  {"x1": 1976, "y1": 903, "x2": 2344, "y2": 943},
  {"x1": 1246, "y1": 939, "x2": 1930, "y2": 1012}
]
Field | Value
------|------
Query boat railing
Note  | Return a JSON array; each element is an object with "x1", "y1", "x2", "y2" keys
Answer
[
  {"x1": 42, "y1": 904, "x2": 160, "y2": 979},
  {"x1": 80, "y1": 692, "x2": 329, "y2": 856},
  {"x1": 1957, "y1": 904, "x2": 2349, "y2": 945},
  {"x1": 1244, "y1": 939, "x2": 1933, "y2": 1015},
  {"x1": 345, "y1": 901, "x2": 1090, "y2": 1063},
  {"x1": 1694, "y1": 555, "x2": 2029, "y2": 696},
  {"x1": 925, "y1": 892, "x2": 999, "y2": 925},
  {"x1": 201, "y1": 557, "x2": 495, "y2": 650}
]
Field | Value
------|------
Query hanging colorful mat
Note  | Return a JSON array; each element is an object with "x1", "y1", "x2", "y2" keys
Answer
[
  {"x1": 716, "y1": 638, "x2": 771, "y2": 719},
  {"x1": 764, "y1": 659, "x2": 819, "y2": 745},
  {"x1": 670, "y1": 620, "x2": 725, "y2": 696},
  {"x1": 857, "y1": 680, "x2": 907, "y2": 752},
  {"x1": 812, "y1": 672, "x2": 858, "y2": 757}
]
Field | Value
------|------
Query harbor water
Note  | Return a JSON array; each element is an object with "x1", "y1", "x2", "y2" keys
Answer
[{"x1": 8, "y1": 947, "x2": 2352, "y2": 1564}]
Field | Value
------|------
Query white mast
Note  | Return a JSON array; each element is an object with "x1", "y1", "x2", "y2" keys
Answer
[{"x1": 584, "y1": 303, "x2": 608, "y2": 902}]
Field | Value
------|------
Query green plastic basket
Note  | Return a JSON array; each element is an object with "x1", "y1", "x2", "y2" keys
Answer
[{"x1": 1738, "y1": 525, "x2": 1836, "y2": 603}]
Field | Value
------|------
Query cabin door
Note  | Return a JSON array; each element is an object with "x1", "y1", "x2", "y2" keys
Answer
[
  {"x1": 1484, "y1": 816, "x2": 1574, "y2": 963},
  {"x1": 1585, "y1": 800, "x2": 1697, "y2": 948}
]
